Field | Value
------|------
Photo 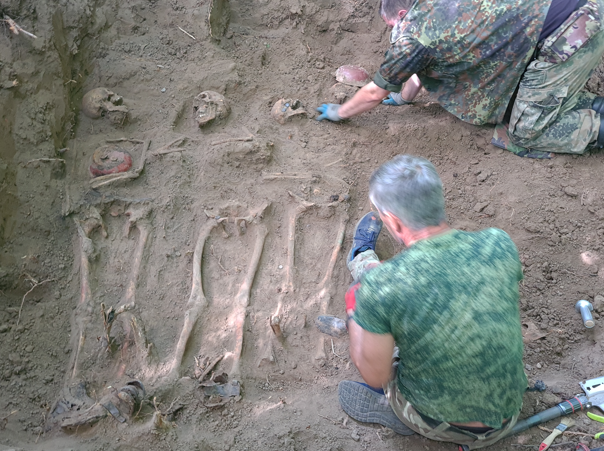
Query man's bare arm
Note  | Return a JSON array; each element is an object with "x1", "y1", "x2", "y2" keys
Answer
[
  {"x1": 348, "y1": 319, "x2": 395, "y2": 388},
  {"x1": 402, "y1": 74, "x2": 422, "y2": 101},
  {"x1": 339, "y1": 82, "x2": 390, "y2": 119}
]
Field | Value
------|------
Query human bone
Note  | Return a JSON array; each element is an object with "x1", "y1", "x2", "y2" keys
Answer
[
  {"x1": 271, "y1": 99, "x2": 308, "y2": 125},
  {"x1": 193, "y1": 91, "x2": 231, "y2": 127},
  {"x1": 81, "y1": 87, "x2": 129, "y2": 125},
  {"x1": 335, "y1": 65, "x2": 371, "y2": 87}
]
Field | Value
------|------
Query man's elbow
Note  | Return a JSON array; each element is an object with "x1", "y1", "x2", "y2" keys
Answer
[{"x1": 364, "y1": 82, "x2": 389, "y2": 101}]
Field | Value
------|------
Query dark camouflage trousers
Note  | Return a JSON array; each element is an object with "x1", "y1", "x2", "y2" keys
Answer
[{"x1": 508, "y1": 0, "x2": 604, "y2": 154}]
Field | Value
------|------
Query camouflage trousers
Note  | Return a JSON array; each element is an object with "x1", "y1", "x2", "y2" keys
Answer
[
  {"x1": 384, "y1": 380, "x2": 519, "y2": 450},
  {"x1": 347, "y1": 250, "x2": 381, "y2": 282},
  {"x1": 508, "y1": 0, "x2": 604, "y2": 154}
]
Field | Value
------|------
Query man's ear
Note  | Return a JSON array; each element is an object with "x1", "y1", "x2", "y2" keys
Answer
[
  {"x1": 398, "y1": 9, "x2": 407, "y2": 19},
  {"x1": 381, "y1": 210, "x2": 404, "y2": 235}
]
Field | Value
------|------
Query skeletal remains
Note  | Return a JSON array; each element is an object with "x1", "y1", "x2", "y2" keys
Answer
[
  {"x1": 61, "y1": 189, "x2": 348, "y2": 429},
  {"x1": 81, "y1": 87, "x2": 129, "y2": 125}
]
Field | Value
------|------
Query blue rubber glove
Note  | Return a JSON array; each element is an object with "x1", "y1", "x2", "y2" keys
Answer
[
  {"x1": 316, "y1": 104, "x2": 342, "y2": 122},
  {"x1": 382, "y1": 92, "x2": 413, "y2": 106}
]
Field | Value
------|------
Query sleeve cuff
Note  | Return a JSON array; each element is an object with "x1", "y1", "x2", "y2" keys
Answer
[{"x1": 373, "y1": 72, "x2": 402, "y2": 93}]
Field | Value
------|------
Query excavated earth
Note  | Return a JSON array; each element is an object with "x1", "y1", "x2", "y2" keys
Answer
[{"x1": 3, "y1": 1, "x2": 604, "y2": 450}]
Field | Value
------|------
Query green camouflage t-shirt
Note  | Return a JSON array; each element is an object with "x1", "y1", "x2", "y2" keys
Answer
[{"x1": 353, "y1": 228, "x2": 527, "y2": 429}]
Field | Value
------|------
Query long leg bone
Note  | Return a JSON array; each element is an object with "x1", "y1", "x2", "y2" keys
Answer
[
  {"x1": 229, "y1": 225, "x2": 268, "y2": 379},
  {"x1": 115, "y1": 207, "x2": 153, "y2": 365},
  {"x1": 314, "y1": 214, "x2": 348, "y2": 361},
  {"x1": 167, "y1": 221, "x2": 217, "y2": 380},
  {"x1": 259, "y1": 196, "x2": 312, "y2": 367},
  {"x1": 69, "y1": 210, "x2": 105, "y2": 380}
]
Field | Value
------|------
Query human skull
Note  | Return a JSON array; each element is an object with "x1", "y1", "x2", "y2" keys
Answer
[
  {"x1": 335, "y1": 65, "x2": 371, "y2": 87},
  {"x1": 271, "y1": 99, "x2": 307, "y2": 125},
  {"x1": 193, "y1": 91, "x2": 231, "y2": 128},
  {"x1": 81, "y1": 87, "x2": 129, "y2": 125},
  {"x1": 89, "y1": 144, "x2": 133, "y2": 177}
]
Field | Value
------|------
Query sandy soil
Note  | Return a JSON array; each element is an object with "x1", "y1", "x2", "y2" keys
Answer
[{"x1": 3, "y1": 1, "x2": 604, "y2": 450}]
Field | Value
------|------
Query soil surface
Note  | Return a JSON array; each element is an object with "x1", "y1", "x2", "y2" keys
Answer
[{"x1": 3, "y1": 1, "x2": 604, "y2": 451}]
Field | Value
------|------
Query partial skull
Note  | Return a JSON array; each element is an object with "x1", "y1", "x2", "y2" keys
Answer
[
  {"x1": 193, "y1": 91, "x2": 231, "y2": 128},
  {"x1": 335, "y1": 65, "x2": 371, "y2": 87},
  {"x1": 81, "y1": 88, "x2": 129, "y2": 125},
  {"x1": 89, "y1": 144, "x2": 133, "y2": 177},
  {"x1": 271, "y1": 99, "x2": 308, "y2": 125}
]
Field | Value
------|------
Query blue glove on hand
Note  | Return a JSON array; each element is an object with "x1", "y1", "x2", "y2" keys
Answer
[
  {"x1": 382, "y1": 92, "x2": 413, "y2": 106},
  {"x1": 316, "y1": 104, "x2": 342, "y2": 122}
]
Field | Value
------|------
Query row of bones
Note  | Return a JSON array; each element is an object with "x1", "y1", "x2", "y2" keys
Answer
[{"x1": 67, "y1": 193, "x2": 348, "y2": 386}]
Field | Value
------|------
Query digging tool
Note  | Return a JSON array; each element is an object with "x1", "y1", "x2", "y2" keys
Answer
[{"x1": 507, "y1": 375, "x2": 604, "y2": 436}]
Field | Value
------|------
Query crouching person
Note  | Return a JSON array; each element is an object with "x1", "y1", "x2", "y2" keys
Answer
[{"x1": 339, "y1": 155, "x2": 527, "y2": 450}]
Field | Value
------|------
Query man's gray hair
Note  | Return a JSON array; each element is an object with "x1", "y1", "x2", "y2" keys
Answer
[
  {"x1": 369, "y1": 155, "x2": 446, "y2": 231},
  {"x1": 379, "y1": 0, "x2": 416, "y2": 21}
]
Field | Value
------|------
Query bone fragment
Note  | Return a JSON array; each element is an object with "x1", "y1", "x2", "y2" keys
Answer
[
  {"x1": 262, "y1": 173, "x2": 312, "y2": 181},
  {"x1": 230, "y1": 225, "x2": 268, "y2": 378},
  {"x1": 197, "y1": 354, "x2": 224, "y2": 381},
  {"x1": 211, "y1": 135, "x2": 253, "y2": 146},
  {"x1": 4, "y1": 15, "x2": 37, "y2": 38},
  {"x1": 315, "y1": 214, "x2": 348, "y2": 361},
  {"x1": 167, "y1": 221, "x2": 217, "y2": 379},
  {"x1": 105, "y1": 138, "x2": 144, "y2": 144}
]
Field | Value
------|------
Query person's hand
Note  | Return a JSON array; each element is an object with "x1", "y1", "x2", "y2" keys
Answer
[
  {"x1": 316, "y1": 104, "x2": 342, "y2": 122},
  {"x1": 382, "y1": 92, "x2": 413, "y2": 106}
]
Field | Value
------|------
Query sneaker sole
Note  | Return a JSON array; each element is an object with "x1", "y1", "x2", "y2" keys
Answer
[{"x1": 338, "y1": 381, "x2": 415, "y2": 435}]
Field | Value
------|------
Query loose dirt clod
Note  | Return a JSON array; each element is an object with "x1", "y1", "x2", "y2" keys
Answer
[{"x1": 208, "y1": 0, "x2": 230, "y2": 38}]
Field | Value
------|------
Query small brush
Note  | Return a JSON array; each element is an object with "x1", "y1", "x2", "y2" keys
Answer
[{"x1": 538, "y1": 417, "x2": 575, "y2": 451}]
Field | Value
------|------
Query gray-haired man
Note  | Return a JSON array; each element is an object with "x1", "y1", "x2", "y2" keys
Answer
[{"x1": 339, "y1": 155, "x2": 527, "y2": 449}]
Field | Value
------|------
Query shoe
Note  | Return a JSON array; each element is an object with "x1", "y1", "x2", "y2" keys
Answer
[
  {"x1": 347, "y1": 212, "x2": 382, "y2": 263},
  {"x1": 338, "y1": 381, "x2": 415, "y2": 435},
  {"x1": 591, "y1": 97, "x2": 604, "y2": 148},
  {"x1": 593, "y1": 96, "x2": 604, "y2": 114}
]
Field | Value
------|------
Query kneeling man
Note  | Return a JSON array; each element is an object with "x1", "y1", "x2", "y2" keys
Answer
[{"x1": 339, "y1": 155, "x2": 526, "y2": 450}]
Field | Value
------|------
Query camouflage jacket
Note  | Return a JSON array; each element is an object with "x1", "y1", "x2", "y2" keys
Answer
[{"x1": 374, "y1": 0, "x2": 550, "y2": 125}]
